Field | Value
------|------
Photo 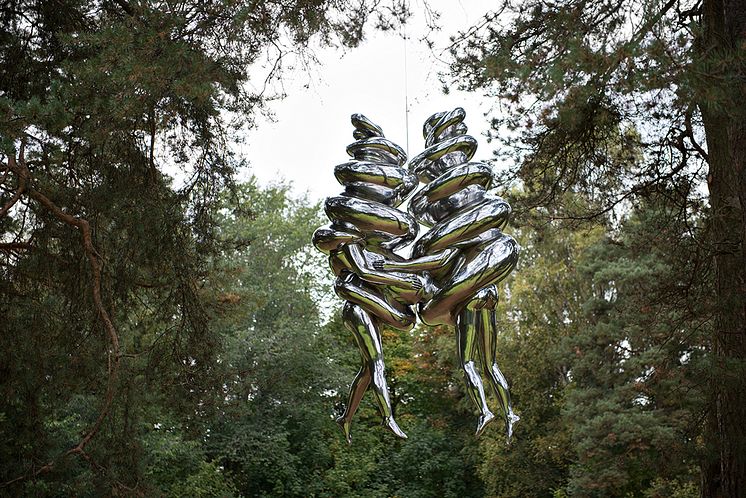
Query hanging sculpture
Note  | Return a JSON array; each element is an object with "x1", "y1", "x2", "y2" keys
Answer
[
  {"x1": 312, "y1": 114, "x2": 430, "y2": 443},
  {"x1": 313, "y1": 108, "x2": 519, "y2": 442}
]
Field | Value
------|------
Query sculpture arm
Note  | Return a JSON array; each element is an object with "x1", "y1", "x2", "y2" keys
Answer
[
  {"x1": 344, "y1": 244, "x2": 422, "y2": 290},
  {"x1": 373, "y1": 248, "x2": 458, "y2": 272}
]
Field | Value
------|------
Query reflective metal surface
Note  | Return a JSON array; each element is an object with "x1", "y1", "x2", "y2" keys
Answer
[
  {"x1": 313, "y1": 114, "x2": 424, "y2": 443},
  {"x1": 313, "y1": 109, "x2": 520, "y2": 442},
  {"x1": 407, "y1": 108, "x2": 520, "y2": 438}
]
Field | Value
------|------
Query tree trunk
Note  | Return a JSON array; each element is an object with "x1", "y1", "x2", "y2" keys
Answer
[{"x1": 699, "y1": 1, "x2": 746, "y2": 497}]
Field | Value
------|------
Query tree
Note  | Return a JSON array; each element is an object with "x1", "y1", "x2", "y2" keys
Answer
[
  {"x1": 445, "y1": 0, "x2": 744, "y2": 494},
  {"x1": 562, "y1": 196, "x2": 709, "y2": 497},
  {"x1": 198, "y1": 180, "x2": 485, "y2": 497},
  {"x1": 0, "y1": 0, "x2": 404, "y2": 492},
  {"x1": 199, "y1": 180, "x2": 341, "y2": 497}
]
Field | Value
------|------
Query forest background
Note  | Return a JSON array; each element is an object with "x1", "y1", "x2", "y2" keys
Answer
[{"x1": 1, "y1": 1, "x2": 744, "y2": 497}]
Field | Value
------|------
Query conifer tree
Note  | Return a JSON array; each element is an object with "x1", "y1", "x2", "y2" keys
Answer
[
  {"x1": 446, "y1": 1, "x2": 745, "y2": 493},
  {"x1": 0, "y1": 0, "x2": 403, "y2": 492}
]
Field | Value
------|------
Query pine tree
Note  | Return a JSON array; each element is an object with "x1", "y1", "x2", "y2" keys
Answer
[
  {"x1": 445, "y1": 1, "x2": 745, "y2": 493},
  {"x1": 0, "y1": 1, "x2": 403, "y2": 492}
]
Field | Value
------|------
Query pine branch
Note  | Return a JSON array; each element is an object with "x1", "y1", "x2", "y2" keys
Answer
[
  {"x1": 0, "y1": 146, "x2": 27, "y2": 218},
  {"x1": 1, "y1": 146, "x2": 122, "y2": 488},
  {"x1": 0, "y1": 242, "x2": 33, "y2": 252}
]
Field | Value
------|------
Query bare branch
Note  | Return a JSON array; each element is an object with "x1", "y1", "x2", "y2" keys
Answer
[
  {"x1": 684, "y1": 105, "x2": 709, "y2": 161},
  {"x1": 0, "y1": 144, "x2": 28, "y2": 217}
]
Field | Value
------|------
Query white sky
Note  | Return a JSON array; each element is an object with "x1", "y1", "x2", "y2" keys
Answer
[{"x1": 240, "y1": 1, "x2": 498, "y2": 202}]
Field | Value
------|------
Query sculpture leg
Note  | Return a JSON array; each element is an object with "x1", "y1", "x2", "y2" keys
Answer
[
  {"x1": 456, "y1": 307, "x2": 494, "y2": 436},
  {"x1": 336, "y1": 363, "x2": 371, "y2": 444},
  {"x1": 338, "y1": 302, "x2": 407, "y2": 442},
  {"x1": 476, "y1": 299, "x2": 519, "y2": 440}
]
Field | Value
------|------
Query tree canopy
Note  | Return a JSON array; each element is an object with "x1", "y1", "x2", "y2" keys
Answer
[
  {"x1": 445, "y1": 0, "x2": 744, "y2": 494},
  {"x1": 2, "y1": 1, "x2": 744, "y2": 497}
]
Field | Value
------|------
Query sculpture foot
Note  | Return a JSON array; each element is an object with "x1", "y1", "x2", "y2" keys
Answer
[
  {"x1": 475, "y1": 411, "x2": 495, "y2": 437},
  {"x1": 505, "y1": 411, "x2": 520, "y2": 441},
  {"x1": 335, "y1": 416, "x2": 352, "y2": 445},
  {"x1": 383, "y1": 417, "x2": 408, "y2": 440}
]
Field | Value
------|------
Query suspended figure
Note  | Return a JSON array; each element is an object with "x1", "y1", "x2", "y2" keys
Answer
[
  {"x1": 375, "y1": 108, "x2": 520, "y2": 437},
  {"x1": 312, "y1": 114, "x2": 432, "y2": 443}
]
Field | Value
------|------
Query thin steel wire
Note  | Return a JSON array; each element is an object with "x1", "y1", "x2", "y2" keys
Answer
[{"x1": 402, "y1": 1, "x2": 410, "y2": 156}]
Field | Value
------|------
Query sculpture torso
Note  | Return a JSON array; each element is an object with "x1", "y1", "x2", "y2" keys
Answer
[{"x1": 407, "y1": 108, "x2": 519, "y2": 326}]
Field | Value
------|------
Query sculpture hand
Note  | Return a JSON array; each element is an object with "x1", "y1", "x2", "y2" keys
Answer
[{"x1": 402, "y1": 274, "x2": 422, "y2": 291}]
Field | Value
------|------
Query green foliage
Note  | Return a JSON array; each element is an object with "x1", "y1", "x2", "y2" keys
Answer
[
  {"x1": 561, "y1": 199, "x2": 709, "y2": 497},
  {"x1": 442, "y1": 0, "x2": 745, "y2": 494},
  {"x1": 445, "y1": 0, "x2": 714, "y2": 232},
  {"x1": 470, "y1": 185, "x2": 709, "y2": 497},
  {"x1": 185, "y1": 180, "x2": 485, "y2": 498},
  {"x1": 0, "y1": 0, "x2": 404, "y2": 493},
  {"x1": 2, "y1": 1, "x2": 734, "y2": 496},
  {"x1": 143, "y1": 427, "x2": 238, "y2": 497},
  {"x1": 475, "y1": 211, "x2": 599, "y2": 497}
]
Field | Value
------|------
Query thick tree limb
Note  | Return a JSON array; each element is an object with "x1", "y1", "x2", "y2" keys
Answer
[
  {"x1": 0, "y1": 242, "x2": 33, "y2": 252},
  {"x1": 1, "y1": 148, "x2": 122, "y2": 488}
]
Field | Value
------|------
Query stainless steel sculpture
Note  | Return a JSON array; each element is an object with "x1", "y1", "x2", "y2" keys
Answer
[
  {"x1": 313, "y1": 114, "x2": 429, "y2": 443},
  {"x1": 314, "y1": 109, "x2": 520, "y2": 442},
  {"x1": 407, "y1": 108, "x2": 520, "y2": 437}
]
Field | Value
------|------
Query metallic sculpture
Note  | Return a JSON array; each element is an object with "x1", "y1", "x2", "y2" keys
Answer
[
  {"x1": 312, "y1": 114, "x2": 430, "y2": 443},
  {"x1": 314, "y1": 109, "x2": 519, "y2": 442},
  {"x1": 379, "y1": 108, "x2": 520, "y2": 437}
]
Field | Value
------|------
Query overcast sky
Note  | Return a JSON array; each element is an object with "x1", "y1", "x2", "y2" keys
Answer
[{"x1": 240, "y1": 1, "x2": 498, "y2": 202}]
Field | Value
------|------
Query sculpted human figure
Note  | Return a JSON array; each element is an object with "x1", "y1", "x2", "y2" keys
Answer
[
  {"x1": 375, "y1": 108, "x2": 520, "y2": 437},
  {"x1": 312, "y1": 114, "x2": 431, "y2": 443}
]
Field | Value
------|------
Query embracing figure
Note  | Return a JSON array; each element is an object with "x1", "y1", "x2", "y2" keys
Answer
[
  {"x1": 312, "y1": 114, "x2": 431, "y2": 443},
  {"x1": 314, "y1": 109, "x2": 520, "y2": 442},
  {"x1": 378, "y1": 108, "x2": 520, "y2": 437}
]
